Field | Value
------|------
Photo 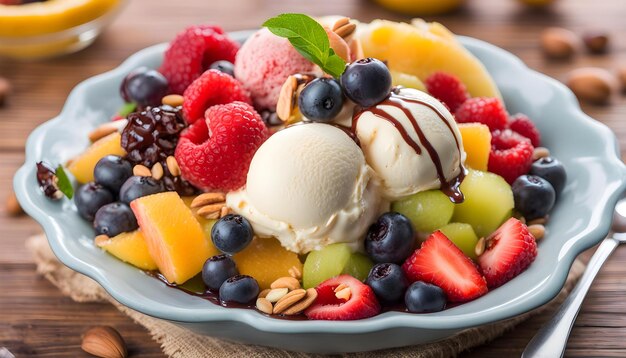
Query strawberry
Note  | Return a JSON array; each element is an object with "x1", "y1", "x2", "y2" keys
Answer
[
  {"x1": 304, "y1": 275, "x2": 380, "y2": 321},
  {"x1": 174, "y1": 101, "x2": 269, "y2": 192},
  {"x1": 488, "y1": 129, "x2": 534, "y2": 184},
  {"x1": 455, "y1": 97, "x2": 508, "y2": 131},
  {"x1": 509, "y1": 113, "x2": 541, "y2": 147},
  {"x1": 182, "y1": 69, "x2": 251, "y2": 124},
  {"x1": 424, "y1": 72, "x2": 469, "y2": 112},
  {"x1": 402, "y1": 231, "x2": 488, "y2": 303},
  {"x1": 478, "y1": 218, "x2": 538, "y2": 288},
  {"x1": 304, "y1": 275, "x2": 380, "y2": 320},
  {"x1": 159, "y1": 25, "x2": 240, "y2": 95}
]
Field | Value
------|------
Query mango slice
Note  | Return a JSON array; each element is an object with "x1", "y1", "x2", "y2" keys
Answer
[
  {"x1": 458, "y1": 123, "x2": 492, "y2": 171},
  {"x1": 68, "y1": 132, "x2": 126, "y2": 184},
  {"x1": 95, "y1": 230, "x2": 158, "y2": 271}
]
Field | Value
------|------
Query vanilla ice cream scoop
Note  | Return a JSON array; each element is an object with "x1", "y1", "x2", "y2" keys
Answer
[
  {"x1": 353, "y1": 88, "x2": 466, "y2": 201},
  {"x1": 227, "y1": 123, "x2": 387, "y2": 254}
]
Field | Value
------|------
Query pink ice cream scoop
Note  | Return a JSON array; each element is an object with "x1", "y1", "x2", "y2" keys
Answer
[{"x1": 234, "y1": 28, "x2": 318, "y2": 111}]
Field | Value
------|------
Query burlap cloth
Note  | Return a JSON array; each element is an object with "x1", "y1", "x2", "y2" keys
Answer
[{"x1": 26, "y1": 234, "x2": 586, "y2": 357}]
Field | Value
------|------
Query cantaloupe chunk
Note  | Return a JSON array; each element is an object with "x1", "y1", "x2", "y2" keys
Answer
[
  {"x1": 131, "y1": 192, "x2": 219, "y2": 284},
  {"x1": 233, "y1": 236, "x2": 303, "y2": 290},
  {"x1": 359, "y1": 20, "x2": 501, "y2": 99},
  {"x1": 458, "y1": 123, "x2": 492, "y2": 171},
  {"x1": 68, "y1": 132, "x2": 126, "y2": 184},
  {"x1": 95, "y1": 230, "x2": 158, "y2": 270}
]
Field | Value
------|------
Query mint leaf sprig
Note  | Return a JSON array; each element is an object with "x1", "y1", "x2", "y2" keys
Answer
[
  {"x1": 263, "y1": 13, "x2": 346, "y2": 78},
  {"x1": 55, "y1": 165, "x2": 74, "y2": 199}
]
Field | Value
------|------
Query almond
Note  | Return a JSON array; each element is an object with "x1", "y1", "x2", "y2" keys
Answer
[
  {"x1": 151, "y1": 162, "x2": 164, "y2": 180},
  {"x1": 282, "y1": 288, "x2": 318, "y2": 315},
  {"x1": 475, "y1": 237, "x2": 486, "y2": 257},
  {"x1": 617, "y1": 66, "x2": 626, "y2": 93},
  {"x1": 270, "y1": 276, "x2": 301, "y2": 291},
  {"x1": 162, "y1": 94, "x2": 184, "y2": 107},
  {"x1": 532, "y1": 147, "x2": 550, "y2": 161},
  {"x1": 166, "y1": 156, "x2": 181, "y2": 177},
  {"x1": 0, "y1": 76, "x2": 11, "y2": 107},
  {"x1": 5, "y1": 190, "x2": 23, "y2": 217},
  {"x1": 266, "y1": 288, "x2": 289, "y2": 303},
  {"x1": 566, "y1": 67, "x2": 618, "y2": 105},
  {"x1": 256, "y1": 297, "x2": 273, "y2": 315},
  {"x1": 190, "y1": 192, "x2": 226, "y2": 208},
  {"x1": 273, "y1": 289, "x2": 307, "y2": 314},
  {"x1": 276, "y1": 75, "x2": 298, "y2": 122},
  {"x1": 81, "y1": 326, "x2": 127, "y2": 358},
  {"x1": 528, "y1": 224, "x2": 546, "y2": 240},
  {"x1": 582, "y1": 30, "x2": 609, "y2": 54},
  {"x1": 540, "y1": 27, "x2": 581, "y2": 59},
  {"x1": 132, "y1": 164, "x2": 151, "y2": 177},
  {"x1": 196, "y1": 203, "x2": 225, "y2": 218}
]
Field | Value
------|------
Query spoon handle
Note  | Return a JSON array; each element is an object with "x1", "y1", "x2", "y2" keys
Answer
[{"x1": 522, "y1": 237, "x2": 620, "y2": 358}]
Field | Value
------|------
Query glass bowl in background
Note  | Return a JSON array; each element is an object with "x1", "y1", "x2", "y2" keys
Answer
[{"x1": 0, "y1": 0, "x2": 126, "y2": 60}]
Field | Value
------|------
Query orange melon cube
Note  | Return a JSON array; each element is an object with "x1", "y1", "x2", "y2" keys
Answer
[
  {"x1": 131, "y1": 192, "x2": 219, "y2": 284},
  {"x1": 95, "y1": 230, "x2": 158, "y2": 271},
  {"x1": 458, "y1": 123, "x2": 492, "y2": 171},
  {"x1": 68, "y1": 132, "x2": 126, "y2": 183},
  {"x1": 233, "y1": 236, "x2": 303, "y2": 290}
]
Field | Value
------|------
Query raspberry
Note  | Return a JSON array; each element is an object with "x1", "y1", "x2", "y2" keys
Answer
[
  {"x1": 509, "y1": 113, "x2": 541, "y2": 147},
  {"x1": 175, "y1": 101, "x2": 269, "y2": 192},
  {"x1": 159, "y1": 25, "x2": 239, "y2": 95},
  {"x1": 424, "y1": 72, "x2": 469, "y2": 112},
  {"x1": 488, "y1": 129, "x2": 534, "y2": 184},
  {"x1": 455, "y1": 97, "x2": 508, "y2": 131},
  {"x1": 182, "y1": 69, "x2": 252, "y2": 124}
]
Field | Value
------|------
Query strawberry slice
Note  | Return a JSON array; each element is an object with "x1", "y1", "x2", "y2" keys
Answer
[
  {"x1": 478, "y1": 217, "x2": 538, "y2": 288},
  {"x1": 402, "y1": 231, "x2": 488, "y2": 303},
  {"x1": 304, "y1": 275, "x2": 380, "y2": 320}
]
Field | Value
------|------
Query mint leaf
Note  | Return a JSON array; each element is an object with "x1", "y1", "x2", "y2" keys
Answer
[
  {"x1": 118, "y1": 102, "x2": 136, "y2": 117},
  {"x1": 263, "y1": 13, "x2": 346, "y2": 78},
  {"x1": 55, "y1": 165, "x2": 74, "y2": 199}
]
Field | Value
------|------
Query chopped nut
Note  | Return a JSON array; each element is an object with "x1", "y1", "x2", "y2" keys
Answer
[
  {"x1": 196, "y1": 203, "x2": 225, "y2": 219},
  {"x1": 335, "y1": 287, "x2": 351, "y2": 301},
  {"x1": 190, "y1": 193, "x2": 226, "y2": 208},
  {"x1": 532, "y1": 147, "x2": 551, "y2": 161},
  {"x1": 5, "y1": 190, "x2": 23, "y2": 217},
  {"x1": 265, "y1": 288, "x2": 289, "y2": 303},
  {"x1": 288, "y1": 266, "x2": 302, "y2": 280},
  {"x1": 334, "y1": 283, "x2": 348, "y2": 293},
  {"x1": 166, "y1": 156, "x2": 180, "y2": 177},
  {"x1": 270, "y1": 276, "x2": 301, "y2": 291},
  {"x1": 81, "y1": 326, "x2": 127, "y2": 358},
  {"x1": 219, "y1": 206, "x2": 231, "y2": 218},
  {"x1": 528, "y1": 224, "x2": 546, "y2": 240},
  {"x1": 332, "y1": 17, "x2": 357, "y2": 40},
  {"x1": 276, "y1": 75, "x2": 298, "y2": 122},
  {"x1": 283, "y1": 288, "x2": 318, "y2": 315},
  {"x1": 273, "y1": 289, "x2": 307, "y2": 314},
  {"x1": 475, "y1": 237, "x2": 486, "y2": 257},
  {"x1": 258, "y1": 289, "x2": 271, "y2": 299},
  {"x1": 256, "y1": 297, "x2": 273, "y2": 315},
  {"x1": 151, "y1": 162, "x2": 164, "y2": 180},
  {"x1": 88, "y1": 120, "x2": 127, "y2": 143},
  {"x1": 527, "y1": 217, "x2": 548, "y2": 226},
  {"x1": 162, "y1": 94, "x2": 184, "y2": 107},
  {"x1": 133, "y1": 165, "x2": 151, "y2": 177}
]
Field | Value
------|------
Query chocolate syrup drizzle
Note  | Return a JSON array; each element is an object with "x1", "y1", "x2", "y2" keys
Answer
[{"x1": 351, "y1": 88, "x2": 466, "y2": 203}]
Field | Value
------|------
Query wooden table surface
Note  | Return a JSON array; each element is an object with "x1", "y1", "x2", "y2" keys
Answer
[{"x1": 1, "y1": 0, "x2": 626, "y2": 356}]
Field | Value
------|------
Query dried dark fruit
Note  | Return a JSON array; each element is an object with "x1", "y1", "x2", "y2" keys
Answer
[
  {"x1": 121, "y1": 105, "x2": 198, "y2": 195},
  {"x1": 36, "y1": 161, "x2": 62, "y2": 200}
]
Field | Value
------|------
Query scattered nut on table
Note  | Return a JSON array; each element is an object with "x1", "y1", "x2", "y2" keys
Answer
[
  {"x1": 582, "y1": 30, "x2": 610, "y2": 54},
  {"x1": 81, "y1": 326, "x2": 128, "y2": 358},
  {"x1": 565, "y1": 67, "x2": 619, "y2": 105},
  {"x1": 540, "y1": 27, "x2": 581, "y2": 59},
  {"x1": 5, "y1": 190, "x2": 23, "y2": 217},
  {"x1": 0, "y1": 76, "x2": 11, "y2": 107}
]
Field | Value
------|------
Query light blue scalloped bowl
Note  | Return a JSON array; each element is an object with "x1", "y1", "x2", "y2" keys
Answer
[{"x1": 14, "y1": 31, "x2": 626, "y2": 353}]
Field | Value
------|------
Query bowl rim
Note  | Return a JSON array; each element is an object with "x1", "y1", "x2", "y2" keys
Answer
[{"x1": 14, "y1": 30, "x2": 626, "y2": 334}]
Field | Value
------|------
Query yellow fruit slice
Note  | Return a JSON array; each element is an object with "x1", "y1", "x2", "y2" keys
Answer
[
  {"x1": 233, "y1": 236, "x2": 303, "y2": 290},
  {"x1": 458, "y1": 123, "x2": 492, "y2": 171},
  {"x1": 68, "y1": 132, "x2": 126, "y2": 184},
  {"x1": 95, "y1": 230, "x2": 158, "y2": 271},
  {"x1": 131, "y1": 192, "x2": 219, "y2": 284},
  {"x1": 0, "y1": 0, "x2": 121, "y2": 37},
  {"x1": 359, "y1": 20, "x2": 501, "y2": 99},
  {"x1": 390, "y1": 70, "x2": 426, "y2": 91},
  {"x1": 373, "y1": 0, "x2": 463, "y2": 16}
]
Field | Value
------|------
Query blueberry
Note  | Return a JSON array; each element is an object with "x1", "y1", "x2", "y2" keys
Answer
[
  {"x1": 120, "y1": 67, "x2": 169, "y2": 107},
  {"x1": 512, "y1": 175, "x2": 556, "y2": 220},
  {"x1": 530, "y1": 156, "x2": 567, "y2": 197},
  {"x1": 404, "y1": 281, "x2": 446, "y2": 313},
  {"x1": 366, "y1": 263, "x2": 408, "y2": 303},
  {"x1": 74, "y1": 182, "x2": 115, "y2": 221},
  {"x1": 202, "y1": 254, "x2": 239, "y2": 291},
  {"x1": 209, "y1": 60, "x2": 235, "y2": 77},
  {"x1": 219, "y1": 274, "x2": 260, "y2": 304},
  {"x1": 340, "y1": 58, "x2": 392, "y2": 107},
  {"x1": 94, "y1": 155, "x2": 133, "y2": 193},
  {"x1": 94, "y1": 202, "x2": 138, "y2": 237},
  {"x1": 298, "y1": 78, "x2": 344, "y2": 122},
  {"x1": 119, "y1": 176, "x2": 166, "y2": 204},
  {"x1": 211, "y1": 214, "x2": 254, "y2": 254},
  {"x1": 365, "y1": 212, "x2": 415, "y2": 264}
]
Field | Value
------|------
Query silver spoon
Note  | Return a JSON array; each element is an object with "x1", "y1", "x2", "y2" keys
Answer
[{"x1": 522, "y1": 197, "x2": 626, "y2": 358}]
